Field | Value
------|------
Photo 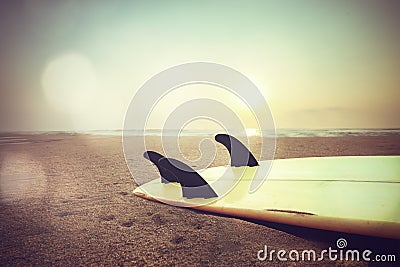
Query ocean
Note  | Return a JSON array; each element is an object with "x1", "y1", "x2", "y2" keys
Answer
[{"x1": 17, "y1": 128, "x2": 398, "y2": 137}]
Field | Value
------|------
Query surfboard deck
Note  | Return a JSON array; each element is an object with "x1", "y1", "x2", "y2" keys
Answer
[{"x1": 133, "y1": 156, "x2": 400, "y2": 239}]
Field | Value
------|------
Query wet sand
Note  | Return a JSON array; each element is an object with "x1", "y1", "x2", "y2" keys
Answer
[{"x1": 0, "y1": 134, "x2": 399, "y2": 266}]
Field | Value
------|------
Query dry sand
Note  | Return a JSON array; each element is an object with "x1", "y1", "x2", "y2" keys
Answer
[{"x1": 0, "y1": 134, "x2": 399, "y2": 266}]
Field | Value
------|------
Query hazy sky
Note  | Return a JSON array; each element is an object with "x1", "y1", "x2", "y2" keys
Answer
[{"x1": 0, "y1": 0, "x2": 399, "y2": 131}]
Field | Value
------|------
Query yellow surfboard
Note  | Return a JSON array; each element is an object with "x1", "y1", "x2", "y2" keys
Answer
[{"x1": 133, "y1": 135, "x2": 400, "y2": 239}]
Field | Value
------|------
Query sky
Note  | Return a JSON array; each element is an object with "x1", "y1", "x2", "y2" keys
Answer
[{"x1": 0, "y1": 0, "x2": 399, "y2": 132}]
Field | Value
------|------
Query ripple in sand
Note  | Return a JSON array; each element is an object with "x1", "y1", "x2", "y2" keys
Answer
[{"x1": 0, "y1": 137, "x2": 32, "y2": 145}]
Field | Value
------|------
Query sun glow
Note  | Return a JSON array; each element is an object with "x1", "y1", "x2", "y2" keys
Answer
[
  {"x1": 245, "y1": 128, "x2": 258, "y2": 136},
  {"x1": 42, "y1": 53, "x2": 97, "y2": 114}
]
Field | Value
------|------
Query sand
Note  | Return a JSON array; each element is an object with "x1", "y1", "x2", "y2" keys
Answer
[{"x1": 0, "y1": 134, "x2": 399, "y2": 266}]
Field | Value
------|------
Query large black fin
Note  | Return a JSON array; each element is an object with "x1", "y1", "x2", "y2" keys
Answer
[
  {"x1": 215, "y1": 134, "x2": 259, "y2": 167},
  {"x1": 143, "y1": 151, "x2": 179, "y2": 183},
  {"x1": 158, "y1": 158, "x2": 218, "y2": 199}
]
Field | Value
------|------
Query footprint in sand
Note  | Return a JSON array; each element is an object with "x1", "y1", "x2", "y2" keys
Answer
[
  {"x1": 100, "y1": 215, "x2": 115, "y2": 221},
  {"x1": 170, "y1": 235, "x2": 184, "y2": 244},
  {"x1": 120, "y1": 219, "x2": 134, "y2": 227},
  {"x1": 57, "y1": 211, "x2": 73, "y2": 217}
]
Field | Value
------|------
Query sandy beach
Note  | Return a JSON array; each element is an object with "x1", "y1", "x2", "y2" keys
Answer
[{"x1": 0, "y1": 134, "x2": 399, "y2": 266}]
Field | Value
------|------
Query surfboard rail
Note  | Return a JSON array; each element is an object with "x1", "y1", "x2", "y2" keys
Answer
[{"x1": 133, "y1": 187, "x2": 400, "y2": 239}]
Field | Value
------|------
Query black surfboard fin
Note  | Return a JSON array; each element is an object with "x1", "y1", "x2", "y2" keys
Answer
[
  {"x1": 143, "y1": 151, "x2": 179, "y2": 183},
  {"x1": 158, "y1": 158, "x2": 218, "y2": 199},
  {"x1": 215, "y1": 134, "x2": 259, "y2": 167}
]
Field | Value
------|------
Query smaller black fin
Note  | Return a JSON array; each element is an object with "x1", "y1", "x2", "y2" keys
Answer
[
  {"x1": 143, "y1": 151, "x2": 179, "y2": 183},
  {"x1": 158, "y1": 158, "x2": 218, "y2": 199},
  {"x1": 215, "y1": 134, "x2": 259, "y2": 167}
]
